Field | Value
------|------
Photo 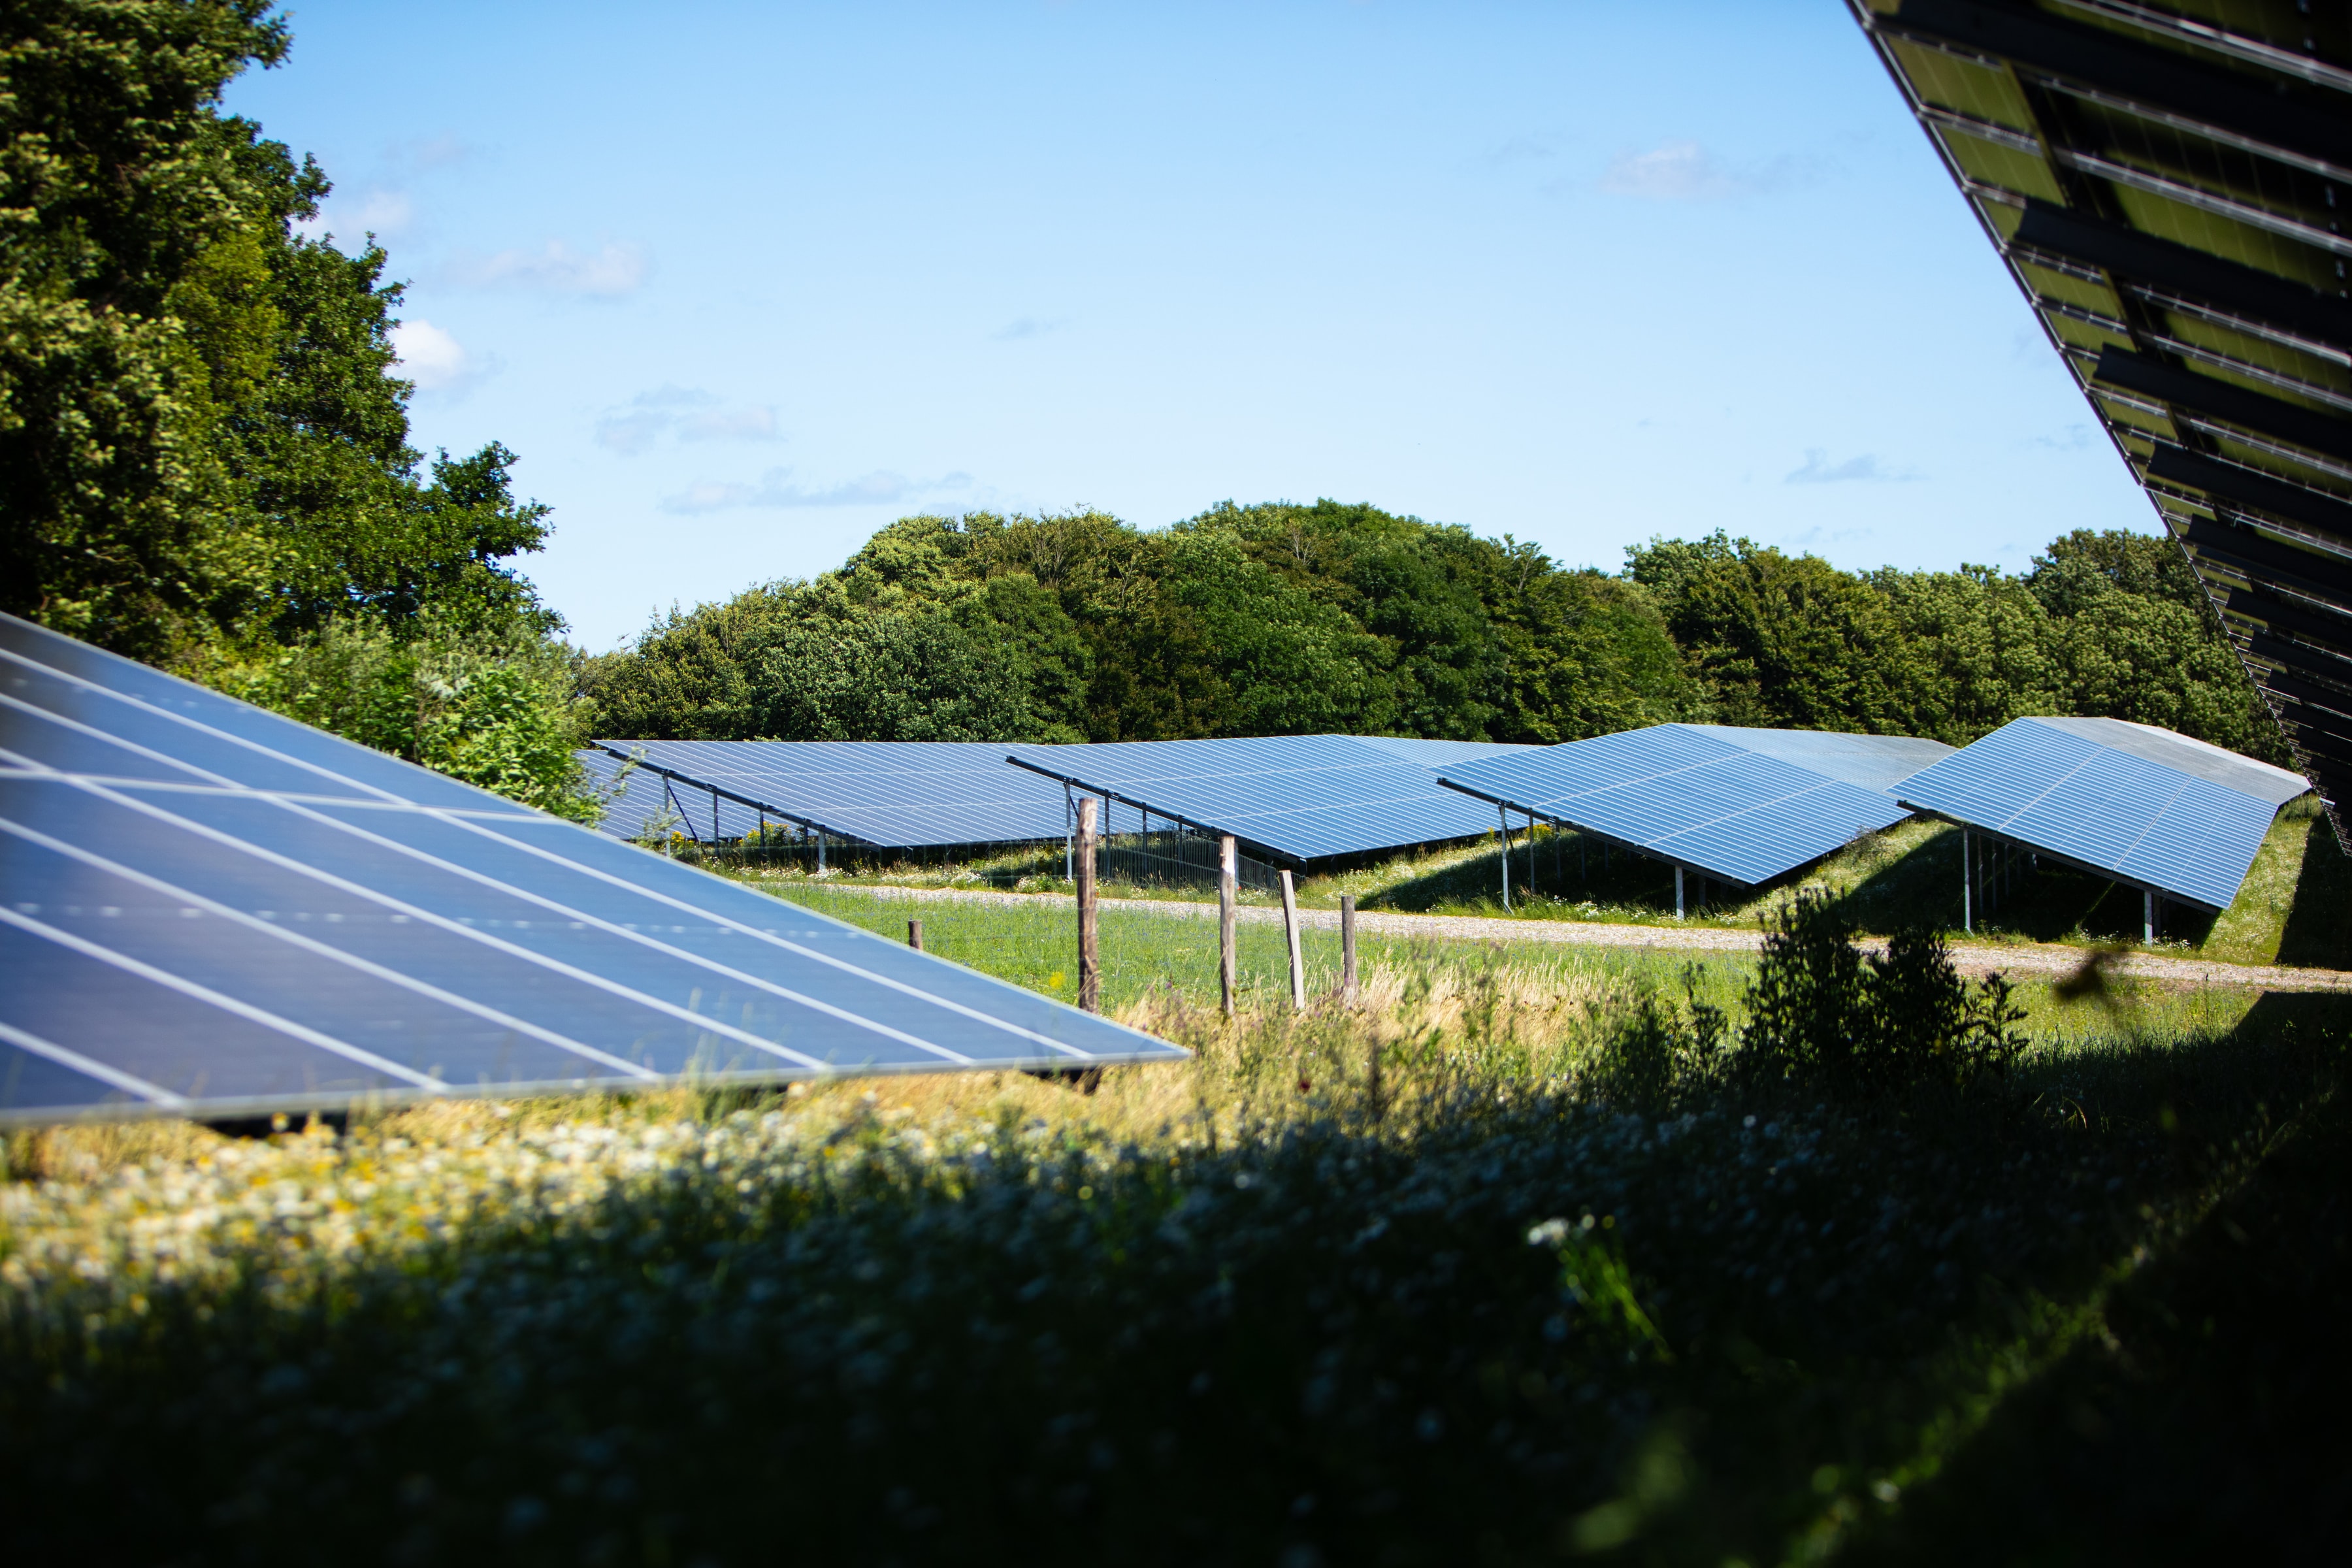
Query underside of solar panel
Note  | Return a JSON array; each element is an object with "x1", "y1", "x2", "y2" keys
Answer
[
  {"x1": 0, "y1": 613, "x2": 1184, "y2": 1128},
  {"x1": 1851, "y1": 0, "x2": 2352, "y2": 843}
]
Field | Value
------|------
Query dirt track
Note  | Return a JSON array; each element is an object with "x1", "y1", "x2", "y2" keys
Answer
[{"x1": 806, "y1": 882, "x2": 2352, "y2": 993}]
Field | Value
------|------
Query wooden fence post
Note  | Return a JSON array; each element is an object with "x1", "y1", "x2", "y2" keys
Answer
[
  {"x1": 1340, "y1": 892, "x2": 1358, "y2": 1005},
  {"x1": 1077, "y1": 796, "x2": 1100, "y2": 1013},
  {"x1": 1280, "y1": 868, "x2": 1305, "y2": 1012},
  {"x1": 1218, "y1": 835, "x2": 1237, "y2": 1019},
  {"x1": 907, "y1": 919, "x2": 923, "y2": 951}
]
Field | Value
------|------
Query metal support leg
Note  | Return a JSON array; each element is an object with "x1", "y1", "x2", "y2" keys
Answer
[
  {"x1": 1961, "y1": 828, "x2": 1972, "y2": 934},
  {"x1": 1674, "y1": 864, "x2": 1685, "y2": 919},
  {"x1": 2144, "y1": 888, "x2": 2155, "y2": 945},
  {"x1": 1498, "y1": 805, "x2": 1511, "y2": 913}
]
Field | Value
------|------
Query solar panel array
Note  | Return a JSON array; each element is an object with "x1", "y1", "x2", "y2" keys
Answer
[
  {"x1": 1005, "y1": 734, "x2": 1523, "y2": 864},
  {"x1": 1437, "y1": 725, "x2": 1953, "y2": 887},
  {"x1": 0, "y1": 613, "x2": 1184, "y2": 1128},
  {"x1": 1895, "y1": 716, "x2": 2308, "y2": 909},
  {"x1": 589, "y1": 739, "x2": 1073, "y2": 849}
]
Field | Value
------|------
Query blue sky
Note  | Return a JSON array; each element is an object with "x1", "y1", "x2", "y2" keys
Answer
[{"x1": 225, "y1": 1, "x2": 2154, "y2": 651}]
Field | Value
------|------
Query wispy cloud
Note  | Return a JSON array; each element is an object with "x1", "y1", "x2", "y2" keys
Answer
[
  {"x1": 448, "y1": 240, "x2": 650, "y2": 297},
  {"x1": 293, "y1": 185, "x2": 417, "y2": 244},
  {"x1": 1595, "y1": 139, "x2": 1800, "y2": 201},
  {"x1": 1481, "y1": 134, "x2": 1555, "y2": 169},
  {"x1": 1784, "y1": 449, "x2": 1921, "y2": 485},
  {"x1": 595, "y1": 385, "x2": 775, "y2": 455},
  {"x1": 680, "y1": 406, "x2": 777, "y2": 441},
  {"x1": 387, "y1": 318, "x2": 487, "y2": 396},
  {"x1": 385, "y1": 133, "x2": 470, "y2": 172},
  {"x1": 661, "y1": 468, "x2": 973, "y2": 514},
  {"x1": 992, "y1": 316, "x2": 1067, "y2": 342}
]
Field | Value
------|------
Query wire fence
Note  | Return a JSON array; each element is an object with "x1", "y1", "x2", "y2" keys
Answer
[{"x1": 1098, "y1": 830, "x2": 1285, "y2": 895}]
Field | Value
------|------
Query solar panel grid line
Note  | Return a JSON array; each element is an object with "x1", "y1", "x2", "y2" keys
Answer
[
  {"x1": 0, "y1": 615, "x2": 508, "y2": 810},
  {"x1": 424, "y1": 809, "x2": 1107, "y2": 1062},
  {"x1": 50, "y1": 773, "x2": 850, "y2": 1073},
  {"x1": 0, "y1": 1019, "x2": 192, "y2": 1111},
  {"x1": 1, "y1": 644, "x2": 418, "y2": 808},
  {"x1": 242, "y1": 794, "x2": 992, "y2": 1070},
  {"x1": 0, "y1": 810, "x2": 666, "y2": 1084},
  {"x1": 0, "y1": 900, "x2": 453, "y2": 1091}
]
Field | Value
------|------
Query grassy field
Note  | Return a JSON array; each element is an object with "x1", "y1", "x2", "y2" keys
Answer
[
  {"x1": 700, "y1": 794, "x2": 2352, "y2": 969},
  {"x1": 2, "y1": 887, "x2": 2342, "y2": 1564}
]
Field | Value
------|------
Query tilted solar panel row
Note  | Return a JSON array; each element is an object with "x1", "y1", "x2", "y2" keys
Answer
[
  {"x1": 588, "y1": 738, "x2": 1074, "y2": 850},
  {"x1": 1435, "y1": 725, "x2": 1952, "y2": 889},
  {"x1": 0, "y1": 613, "x2": 1183, "y2": 1127},
  {"x1": 1004, "y1": 734, "x2": 1520, "y2": 864},
  {"x1": 1895, "y1": 716, "x2": 2310, "y2": 909}
]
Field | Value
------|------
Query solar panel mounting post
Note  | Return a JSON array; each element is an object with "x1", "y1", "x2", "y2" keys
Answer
[
  {"x1": 1497, "y1": 805, "x2": 1511, "y2": 914},
  {"x1": 1961, "y1": 829, "x2": 1973, "y2": 935},
  {"x1": 1674, "y1": 864, "x2": 1685, "y2": 920},
  {"x1": 1218, "y1": 835, "x2": 1238, "y2": 1019},
  {"x1": 1076, "y1": 796, "x2": 1100, "y2": 1013},
  {"x1": 1279, "y1": 868, "x2": 1305, "y2": 1012},
  {"x1": 2144, "y1": 889, "x2": 2155, "y2": 945},
  {"x1": 1340, "y1": 893, "x2": 1358, "y2": 1006}
]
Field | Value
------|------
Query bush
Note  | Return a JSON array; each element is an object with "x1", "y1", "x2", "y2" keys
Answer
[
  {"x1": 1739, "y1": 891, "x2": 2027, "y2": 1098},
  {"x1": 208, "y1": 614, "x2": 597, "y2": 820}
]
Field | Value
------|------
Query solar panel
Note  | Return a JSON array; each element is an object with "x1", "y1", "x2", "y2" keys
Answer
[
  {"x1": 589, "y1": 739, "x2": 1073, "y2": 849},
  {"x1": 1435, "y1": 725, "x2": 1953, "y2": 887},
  {"x1": 574, "y1": 747, "x2": 766, "y2": 845},
  {"x1": 1004, "y1": 734, "x2": 1520, "y2": 864},
  {"x1": 1895, "y1": 716, "x2": 2308, "y2": 910},
  {"x1": 0, "y1": 613, "x2": 1184, "y2": 1128}
]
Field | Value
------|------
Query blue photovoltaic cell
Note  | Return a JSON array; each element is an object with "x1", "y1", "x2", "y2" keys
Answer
[
  {"x1": 1895, "y1": 717, "x2": 2308, "y2": 909},
  {"x1": 1005, "y1": 734, "x2": 1522, "y2": 863},
  {"x1": 1436, "y1": 725, "x2": 1953, "y2": 887},
  {"x1": 589, "y1": 739, "x2": 1072, "y2": 849},
  {"x1": 575, "y1": 748, "x2": 766, "y2": 845},
  {"x1": 0, "y1": 612, "x2": 1185, "y2": 1127}
]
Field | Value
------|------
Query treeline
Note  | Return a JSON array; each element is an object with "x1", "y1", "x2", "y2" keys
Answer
[
  {"x1": 1, "y1": 0, "x2": 587, "y2": 816},
  {"x1": 587, "y1": 504, "x2": 2281, "y2": 761}
]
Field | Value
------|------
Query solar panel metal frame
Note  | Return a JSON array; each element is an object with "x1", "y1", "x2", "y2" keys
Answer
[
  {"x1": 1434, "y1": 726, "x2": 1951, "y2": 888},
  {"x1": 1894, "y1": 715, "x2": 2308, "y2": 910},
  {"x1": 1003, "y1": 734, "x2": 1518, "y2": 866},
  {"x1": 0, "y1": 613, "x2": 1184, "y2": 1129},
  {"x1": 1850, "y1": 0, "x2": 2352, "y2": 845}
]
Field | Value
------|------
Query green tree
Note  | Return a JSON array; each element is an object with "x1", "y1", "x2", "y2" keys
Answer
[
  {"x1": 4, "y1": 1, "x2": 585, "y2": 811},
  {"x1": 1627, "y1": 532, "x2": 1925, "y2": 732}
]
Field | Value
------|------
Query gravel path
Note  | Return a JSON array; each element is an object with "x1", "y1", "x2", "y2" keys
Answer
[{"x1": 797, "y1": 881, "x2": 2352, "y2": 993}]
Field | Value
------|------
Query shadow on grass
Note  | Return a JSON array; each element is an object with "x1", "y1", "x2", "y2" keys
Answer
[
  {"x1": 1362, "y1": 832, "x2": 1679, "y2": 915},
  {"x1": 2277, "y1": 812, "x2": 2352, "y2": 969},
  {"x1": 1842, "y1": 989, "x2": 2352, "y2": 1567}
]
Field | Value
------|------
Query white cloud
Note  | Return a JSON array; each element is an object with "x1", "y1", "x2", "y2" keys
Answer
[
  {"x1": 1784, "y1": 449, "x2": 1921, "y2": 485},
  {"x1": 595, "y1": 386, "x2": 775, "y2": 454},
  {"x1": 661, "y1": 468, "x2": 972, "y2": 514},
  {"x1": 679, "y1": 406, "x2": 777, "y2": 441},
  {"x1": 387, "y1": 318, "x2": 479, "y2": 393},
  {"x1": 448, "y1": 240, "x2": 650, "y2": 297},
  {"x1": 594, "y1": 410, "x2": 670, "y2": 455},
  {"x1": 292, "y1": 186, "x2": 416, "y2": 246},
  {"x1": 1596, "y1": 139, "x2": 1801, "y2": 201}
]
